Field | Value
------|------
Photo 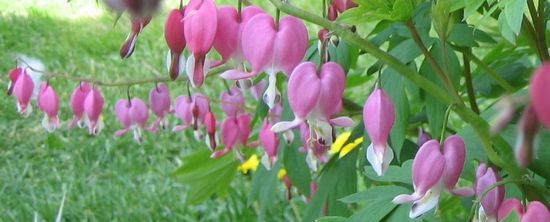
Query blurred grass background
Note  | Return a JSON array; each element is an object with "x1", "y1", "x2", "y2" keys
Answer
[{"x1": 0, "y1": 0, "x2": 324, "y2": 221}]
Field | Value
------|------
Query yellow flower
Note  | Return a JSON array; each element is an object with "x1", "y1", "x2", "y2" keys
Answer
[
  {"x1": 330, "y1": 131, "x2": 364, "y2": 158},
  {"x1": 277, "y1": 168, "x2": 287, "y2": 180},
  {"x1": 330, "y1": 131, "x2": 351, "y2": 154},
  {"x1": 238, "y1": 154, "x2": 259, "y2": 174},
  {"x1": 339, "y1": 137, "x2": 364, "y2": 158}
]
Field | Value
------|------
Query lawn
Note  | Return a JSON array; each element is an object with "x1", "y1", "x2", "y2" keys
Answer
[{"x1": 0, "y1": 1, "x2": 303, "y2": 221}]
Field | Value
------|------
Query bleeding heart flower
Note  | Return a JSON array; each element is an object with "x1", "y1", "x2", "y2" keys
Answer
[
  {"x1": 184, "y1": 0, "x2": 218, "y2": 87},
  {"x1": 148, "y1": 83, "x2": 171, "y2": 132},
  {"x1": 204, "y1": 111, "x2": 217, "y2": 150},
  {"x1": 83, "y1": 87, "x2": 105, "y2": 135},
  {"x1": 498, "y1": 198, "x2": 524, "y2": 221},
  {"x1": 260, "y1": 120, "x2": 279, "y2": 170},
  {"x1": 441, "y1": 135, "x2": 474, "y2": 196},
  {"x1": 393, "y1": 136, "x2": 472, "y2": 218},
  {"x1": 9, "y1": 68, "x2": 34, "y2": 117},
  {"x1": 212, "y1": 6, "x2": 265, "y2": 67},
  {"x1": 530, "y1": 63, "x2": 550, "y2": 130},
  {"x1": 522, "y1": 201, "x2": 550, "y2": 222},
  {"x1": 475, "y1": 163, "x2": 505, "y2": 222},
  {"x1": 331, "y1": 0, "x2": 358, "y2": 13},
  {"x1": 272, "y1": 62, "x2": 353, "y2": 147},
  {"x1": 37, "y1": 82, "x2": 60, "y2": 132},
  {"x1": 393, "y1": 140, "x2": 446, "y2": 218},
  {"x1": 68, "y1": 82, "x2": 91, "y2": 129},
  {"x1": 120, "y1": 16, "x2": 151, "y2": 59},
  {"x1": 164, "y1": 8, "x2": 187, "y2": 80},
  {"x1": 220, "y1": 87, "x2": 244, "y2": 116},
  {"x1": 211, "y1": 113, "x2": 251, "y2": 159},
  {"x1": 249, "y1": 80, "x2": 266, "y2": 101},
  {"x1": 220, "y1": 14, "x2": 308, "y2": 108},
  {"x1": 114, "y1": 98, "x2": 149, "y2": 143},
  {"x1": 515, "y1": 105, "x2": 539, "y2": 168},
  {"x1": 173, "y1": 95, "x2": 193, "y2": 132},
  {"x1": 363, "y1": 88, "x2": 395, "y2": 176},
  {"x1": 299, "y1": 123, "x2": 330, "y2": 171}
]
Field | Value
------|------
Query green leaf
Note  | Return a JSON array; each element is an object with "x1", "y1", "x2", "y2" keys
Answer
[
  {"x1": 340, "y1": 185, "x2": 411, "y2": 204},
  {"x1": 248, "y1": 165, "x2": 279, "y2": 215},
  {"x1": 381, "y1": 68, "x2": 410, "y2": 161},
  {"x1": 302, "y1": 149, "x2": 359, "y2": 221},
  {"x1": 316, "y1": 216, "x2": 348, "y2": 222},
  {"x1": 250, "y1": 96, "x2": 270, "y2": 129},
  {"x1": 348, "y1": 198, "x2": 398, "y2": 222},
  {"x1": 283, "y1": 130, "x2": 311, "y2": 196},
  {"x1": 364, "y1": 160, "x2": 413, "y2": 184},
  {"x1": 457, "y1": 126, "x2": 487, "y2": 180},
  {"x1": 500, "y1": 210, "x2": 520, "y2": 222},
  {"x1": 172, "y1": 150, "x2": 239, "y2": 204},
  {"x1": 503, "y1": 0, "x2": 525, "y2": 35},
  {"x1": 498, "y1": 12, "x2": 517, "y2": 44}
]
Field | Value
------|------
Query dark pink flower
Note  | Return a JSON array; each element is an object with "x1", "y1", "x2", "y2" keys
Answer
[
  {"x1": 184, "y1": 0, "x2": 218, "y2": 87},
  {"x1": 164, "y1": 8, "x2": 187, "y2": 80},
  {"x1": 37, "y1": 82, "x2": 60, "y2": 132},
  {"x1": 68, "y1": 81, "x2": 91, "y2": 129},
  {"x1": 220, "y1": 14, "x2": 308, "y2": 108},
  {"x1": 83, "y1": 87, "x2": 105, "y2": 135},
  {"x1": 148, "y1": 83, "x2": 171, "y2": 132},
  {"x1": 114, "y1": 98, "x2": 149, "y2": 143}
]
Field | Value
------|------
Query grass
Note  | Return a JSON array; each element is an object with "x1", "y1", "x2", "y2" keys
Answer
[
  {"x1": 0, "y1": 1, "x2": 254, "y2": 221},
  {"x1": 0, "y1": 0, "x2": 329, "y2": 221}
]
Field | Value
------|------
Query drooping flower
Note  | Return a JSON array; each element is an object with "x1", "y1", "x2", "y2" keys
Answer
[
  {"x1": 260, "y1": 120, "x2": 279, "y2": 170},
  {"x1": 9, "y1": 68, "x2": 34, "y2": 117},
  {"x1": 148, "y1": 83, "x2": 171, "y2": 132},
  {"x1": 515, "y1": 105, "x2": 539, "y2": 168},
  {"x1": 204, "y1": 111, "x2": 217, "y2": 150},
  {"x1": 83, "y1": 87, "x2": 105, "y2": 135},
  {"x1": 220, "y1": 87, "x2": 245, "y2": 116},
  {"x1": 120, "y1": 16, "x2": 152, "y2": 59},
  {"x1": 363, "y1": 88, "x2": 395, "y2": 176},
  {"x1": 184, "y1": 0, "x2": 218, "y2": 87},
  {"x1": 271, "y1": 62, "x2": 353, "y2": 146},
  {"x1": 393, "y1": 140, "x2": 446, "y2": 218},
  {"x1": 299, "y1": 123, "x2": 330, "y2": 171},
  {"x1": 68, "y1": 81, "x2": 91, "y2": 129},
  {"x1": 172, "y1": 93, "x2": 211, "y2": 139},
  {"x1": 331, "y1": 0, "x2": 358, "y2": 13},
  {"x1": 173, "y1": 95, "x2": 193, "y2": 132},
  {"x1": 220, "y1": 14, "x2": 308, "y2": 108},
  {"x1": 164, "y1": 8, "x2": 187, "y2": 80},
  {"x1": 211, "y1": 113, "x2": 251, "y2": 160},
  {"x1": 393, "y1": 136, "x2": 473, "y2": 218},
  {"x1": 475, "y1": 163, "x2": 505, "y2": 222},
  {"x1": 530, "y1": 63, "x2": 550, "y2": 130},
  {"x1": 498, "y1": 198, "x2": 524, "y2": 221},
  {"x1": 114, "y1": 98, "x2": 149, "y2": 143},
  {"x1": 522, "y1": 201, "x2": 550, "y2": 222},
  {"x1": 212, "y1": 6, "x2": 265, "y2": 67},
  {"x1": 37, "y1": 82, "x2": 60, "y2": 132}
]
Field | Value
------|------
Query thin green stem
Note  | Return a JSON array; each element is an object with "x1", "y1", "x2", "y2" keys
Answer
[
  {"x1": 404, "y1": 20, "x2": 460, "y2": 102},
  {"x1": 237, "y1": 0, "x2": 242, "y2": 16},
  {"x1": 458, "y1": 48, "x2": 515, "y2": 93},
  {"x1": 18, "y1": 58, "x2": 228, "y2": 87},
  {"x1": 462, "y1": 50, "x2": 479, "y2": 114},
  {"x1": 439, "y1": 104, "x2": 454, "y2": 143},
  {"x1": 527, "y1": 0, "x2": 549, "y2": 60}
]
